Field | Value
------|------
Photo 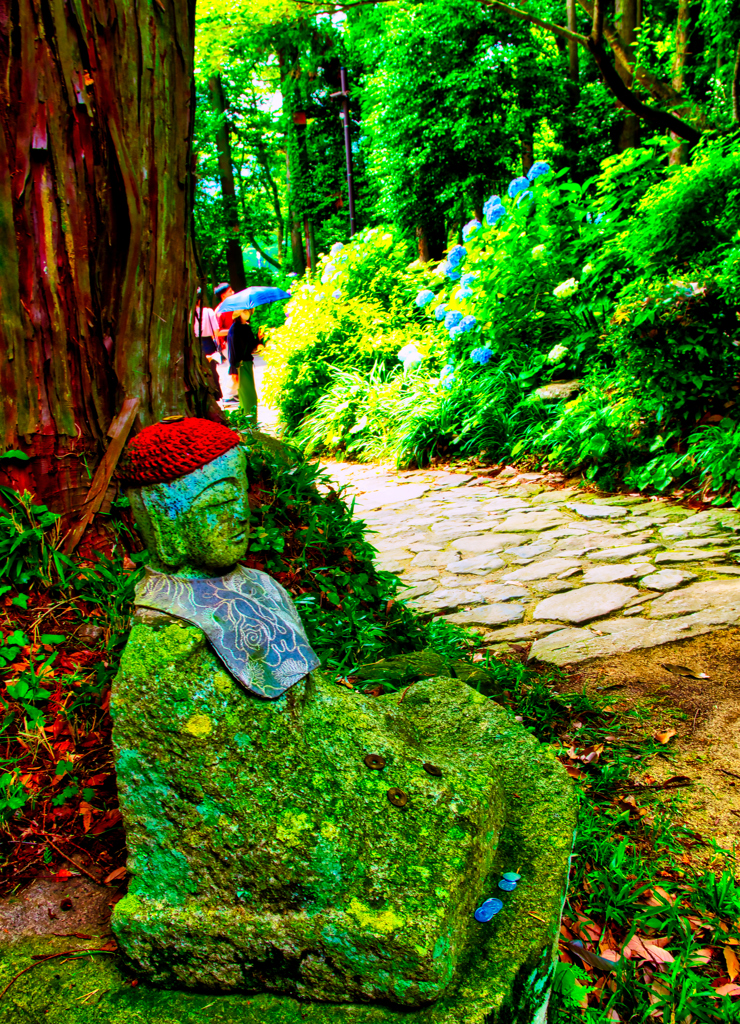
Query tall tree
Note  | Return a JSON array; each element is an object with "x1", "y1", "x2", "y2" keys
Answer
[
  {"x1": 0, "y1": 0, "x2": 210, "y2": 516},
  {"x1": 208, "y1": 74, "x2": 247, "y2": 290},
  {"x1": 614, "y1": 0, "x2": 640, "y2": 149}
]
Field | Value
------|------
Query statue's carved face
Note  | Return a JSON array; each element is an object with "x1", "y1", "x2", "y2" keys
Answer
[{"x1": 129, "y1": 447, "x2": 250, "y2": 576}]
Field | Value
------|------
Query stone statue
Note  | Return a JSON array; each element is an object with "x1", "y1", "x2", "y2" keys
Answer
[{"x1": 111, "y1": 417, "x2": 575, "y2": 1024}]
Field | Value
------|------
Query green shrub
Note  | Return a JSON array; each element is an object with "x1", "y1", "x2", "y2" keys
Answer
[
  {"x1": 618, "y1": 134, "x2": 740, "y2": 274},
  {"x1": 263, "y1": 228, "x2": 440, "y2": 431}
]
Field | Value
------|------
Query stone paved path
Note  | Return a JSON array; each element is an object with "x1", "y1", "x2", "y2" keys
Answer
[{"x1": 322, "y1": 461, "x2": 740, "y2": 665}]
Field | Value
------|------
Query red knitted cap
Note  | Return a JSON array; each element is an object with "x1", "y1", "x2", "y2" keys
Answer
[{"x1": 121, "y1": 417, "x2": 241, "y2": 486}]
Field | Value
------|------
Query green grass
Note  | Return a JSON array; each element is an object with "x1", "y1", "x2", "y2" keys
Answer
[{"x1": 470, "y1": 652, "x2": 740, "y2": 1023}]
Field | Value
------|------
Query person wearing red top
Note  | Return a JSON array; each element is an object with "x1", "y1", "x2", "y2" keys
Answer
[{"x1": 214, "y1": 282, "x2": 234, "y2": 354}]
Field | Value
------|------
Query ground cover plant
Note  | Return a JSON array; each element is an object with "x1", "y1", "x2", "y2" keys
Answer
[{"x1": 466, "y1": 652, "x2": 740, "y2": 1023}]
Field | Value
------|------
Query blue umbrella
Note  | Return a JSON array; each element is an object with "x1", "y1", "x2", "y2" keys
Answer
[{"x1": 216, "y1": 286, "x2": 291, "y2": 313}]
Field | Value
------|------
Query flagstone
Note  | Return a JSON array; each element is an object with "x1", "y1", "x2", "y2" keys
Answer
[
  {"x1": 445, "y1": 555, "x2": 506, "y2": 575},
  {"x1": 565, "y1": 503, "x2": 629, "y2": 518},
  {"x1": 503, "y1": 558, "x2": 583, "y2": 582},
  {"x1": 442, "y1": 603, "x2": 525, "y2": 627},
  {"x1": 533, "y1": 583, "x2": 638, "y2": 624},
  {"x1": 637, "y1": 569, "x2": 696, "y2": 590},
  {"x1": 586, "y1": 543, "x2": 659, "y2": 562},
  {"x1": 407, "y1": 588, "x2": 486, "y2": 615},
  {"x1": 654, "y1": 549, "x2": 731, "y2": 563},
  {"x1": 581, "y1": 563, "x2": 654, "y2": 584}
]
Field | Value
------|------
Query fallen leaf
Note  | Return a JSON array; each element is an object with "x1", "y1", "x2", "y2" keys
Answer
[
  {"x1": 654, "y1": 728, "x2": 677, "y2": 745},
  {"x1": 629, "y1": 775, "x2": 692, "y2": 792},
  {"x1": 661, "y1": 664, "x2": 709, "y2": 679},
  {"x1": 103, "y1": 866, "x2": 127, "y2": 884},
  {"x1": 599, "y1": 949, "x2": 621, "y2": 963},
  {"x1": 623, "y1": 935, "x2": 675, "y2": 963},
  {"x1": 690, "y1": 948, "x2": 714, "y2": 965},
  {"x1": 653, "y1": 886, "x2": 677, "y2": 907},
  {"x1": 714, "y1": 982, "x2": 740, "y2": 996},
  {"x1": 567, "y1": 940, "x2": 619, "y2": 971},
  {"x1": 725, "y1": 946, "x2": 740, "y2": 981},
  {"x1": 78, "y1": 800, "x2": 94, "y2": 833}
]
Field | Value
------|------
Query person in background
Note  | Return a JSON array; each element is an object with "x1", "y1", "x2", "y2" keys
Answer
[
  {"x1": 226, "y1": 308, "x2": 261, "y2": 423},
  {"x1": 193, "y1": 291, "x2": 222, "y2": 398},
  {"x1": 214, "y1": 282, "x2": 237, "y2": 392},
  {"x1": 214, "y1": 282, "x2": 234, "y2": 348}
]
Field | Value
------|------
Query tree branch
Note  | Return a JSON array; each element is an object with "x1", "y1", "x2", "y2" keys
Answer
[
  {"x1": 292, "y1": 0, "x2": 702, "y2": 145},
  {"x1": 585, "y1": 35, "x2": 701, "y2": 144},
  {"x1": 590, "y1": 0, "x2": 604, "y2": 42},
  {"x1": 479, "y1": 0, "x2": 586, "y2": 46},
  {"x1": 576, "y1": 0, "x2": 684, "y2": 107},
  {"x1": 248, "y1": 234, "x2": 281, "y2": 269}
]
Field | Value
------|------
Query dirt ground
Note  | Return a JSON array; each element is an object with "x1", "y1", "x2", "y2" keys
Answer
[{"x1": 576, "y1": 627, "x2": 740, "y2": 858}]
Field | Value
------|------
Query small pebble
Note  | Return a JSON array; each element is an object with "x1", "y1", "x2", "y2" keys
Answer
[
  {"x1": 474, "y1": 898, "x2": 503, "y2": 922},
  {"x1": 502, "y1": 872, "x2": 521, "y2": 882},
  {"x1": 498, "y1": 878, "x2": 517, "y2": 892}
]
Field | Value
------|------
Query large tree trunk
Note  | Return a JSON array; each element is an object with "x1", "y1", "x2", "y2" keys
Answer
[
  {"x1": 669, "y1": 0, "x2": 692, "y2": 165},
  {"x1": 208, "y1": 74, "x2": 247, "y2": 291},
  {"x1": 0, "y1": 0, "x2": 210, "y2": 516},
  {"x1": 615, "y1": 0, "x2": 640, "y2": 149}
]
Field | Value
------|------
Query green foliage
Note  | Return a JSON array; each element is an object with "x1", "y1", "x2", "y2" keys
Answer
[
  {"x1": 263, "y1": 228, "x2": 439, "y2": 431},
  {"x1": 685, "y1": 418, "x2": 740, "y2": 506},
  {"x1": 288, "y1": 134, "x2": 740, "y2": 504},
  {"x1": 619, "y1": 136, "x2": 740, "y2": 274},
  {"x1": 0, "y1": 489, "x2": 67, "y2": 589}
]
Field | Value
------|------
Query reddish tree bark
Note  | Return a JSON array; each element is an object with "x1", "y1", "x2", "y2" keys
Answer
[{"x1": 0, "y1": 0, "x2": 213, "y2": 516}]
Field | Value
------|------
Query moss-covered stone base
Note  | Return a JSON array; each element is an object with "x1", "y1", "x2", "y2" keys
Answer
[
  {"x1": 0, "y1": 937, "x2": 557, "y2": 1024},
  {"x1": 110, "y1": 619, "x2": 576, "y2": 1020}
]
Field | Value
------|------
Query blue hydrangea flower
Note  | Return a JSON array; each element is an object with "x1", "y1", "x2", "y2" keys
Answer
[
  {"x1": 527, "y1": 161, "x2": 551, "y2": 182},
  {"x1": 329, "y1": 242, "x2": 344, "y2": 257},
  {"x1": 444, "y1": 310, "x2": 463, "y2": 330},
  {"x1": 507, "y1": 177, "x2": 530, "y2": 199},
  {"x1": 483, "y1": 195, "x2": 506, "y2": 226},
  {"x1": 470, "y1": 347, "x2": 493, "y2": 364},
  {"x1": 457, "y1": 284, "x2": 473, "y2": 299},
  {"x1": 442, "y1": 375, "x2": 455, "y2": 389},
  {"x1": 447, "y1": 244, "x2": 467, "y2": 268},
  {"x1": 434, "y1": 303, "x2": 447, "y2": 321},
  {"x1": 439, "y1": 260, "x2": 461, "y2": 281},
  {"x1": 449, "y1": 325, "x2": 463, "y2": 340},
  {"x1": 415, "y1": 289, "x2": 436, "y2": 308},
  {"x1": 462, "y1": 219, "x2": 482, "y2": 241},
  {"x1": 460, "y1": 315, "x2": 477, "y2": 333},
  {"x1": 440, "y1": 363, "x2": 455, "y2": 379},
  {"x1": 461, "y1": 272, "x2": 479, "y2": 288},
  {"x1": 320, "y1": 263, "x2": 336, "y2": 284},
  {"x1": 332, "y1": 289, "x2": 342, "y2": 300}
]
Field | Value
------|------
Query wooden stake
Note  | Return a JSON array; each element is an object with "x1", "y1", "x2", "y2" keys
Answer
[{"x1": 62, "y1": 397, "x2": 139, "y2": 555}]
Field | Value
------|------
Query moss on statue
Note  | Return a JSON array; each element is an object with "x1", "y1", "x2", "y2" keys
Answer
[{"x1": 110, "y1": 618, "x2": 575, "y2": 1019}]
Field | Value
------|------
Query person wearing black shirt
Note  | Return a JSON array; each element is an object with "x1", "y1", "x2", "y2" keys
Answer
[{"x1": 226, "y1": 309, "x2": 260, "y2": 423}]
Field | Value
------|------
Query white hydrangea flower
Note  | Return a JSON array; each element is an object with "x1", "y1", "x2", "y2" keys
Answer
[
  {"x1": 547, "y1": 344, "x2": 568, "y2": 364},
  {"x1": 553, "y1": 278, "x2": 579, "y2": 300}
]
